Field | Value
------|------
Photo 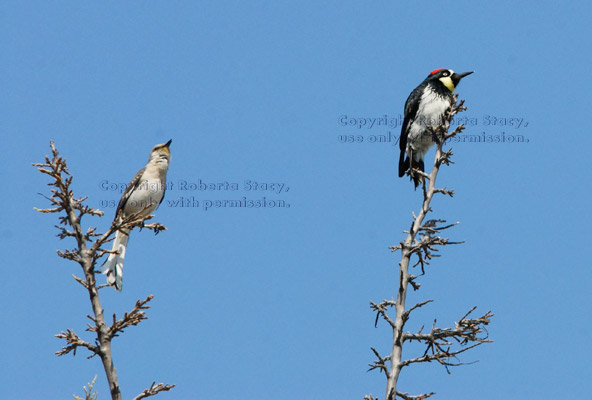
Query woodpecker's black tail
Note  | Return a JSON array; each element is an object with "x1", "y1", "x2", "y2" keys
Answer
[
  {"x1": 411, "y1": 158, "x2": 425, "y2": 188},
  {"x1": 399, "y1": 151, "x2": 424, "y2": 188},
  {"x1": 398, "y1": 150, "x2": 407, "y2": 178}
]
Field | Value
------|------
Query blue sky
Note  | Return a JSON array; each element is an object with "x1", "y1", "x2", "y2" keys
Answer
[{"x1": 2, "y1": 1, "x2": 591, "y2": 399}]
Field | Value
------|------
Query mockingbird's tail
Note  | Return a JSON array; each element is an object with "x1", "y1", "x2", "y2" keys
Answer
[{"x1": 100, "y1": 229, "x2": 130, "y2": 291}]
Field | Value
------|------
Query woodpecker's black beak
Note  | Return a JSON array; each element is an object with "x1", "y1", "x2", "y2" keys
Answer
[
  {"x1": 451, "y1": 71, "x2": 474, "y2": 86},
  {"x1": 164, "y1": 139, "x2": 172, "y2": 148}
]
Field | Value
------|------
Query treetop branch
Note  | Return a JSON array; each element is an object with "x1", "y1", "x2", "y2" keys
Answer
[
  {"x1": 366, "y1": 97, "x2": 494, "y2": 399},
  {"x1": 35, "y1": 141, "x2": 174, "y2": 400}
]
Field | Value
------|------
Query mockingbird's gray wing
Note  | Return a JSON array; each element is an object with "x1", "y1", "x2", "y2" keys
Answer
[
  {"x1": 116, "y1": 167, "x2": 145, "y2": 217},
  {"x1": 159, "y1": 181, "x2": 167, "y2": 206}
]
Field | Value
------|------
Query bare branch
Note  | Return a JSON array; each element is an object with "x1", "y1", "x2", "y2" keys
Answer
[
  {"x1": 402, "y1": 307, "x2": 493, "y2": 369},
  {"x1": 396, "y1": 391, "x2": 436, "y2": 400},
  {"x1": 401, "y1": 342, "x2": 483, "y2": 370},
  {"x1": 132, "y1": 382, "x2": 176, "y2": 400},
  {"x1": 368, "y1": 347, "x2": 390, "y2": 377},
  {"x1": 108, "y1": 295, "x2": 154, "y2": 339},
  {"x1": 73, "y1": 274, "x2": 89, "y2": 289},
  {"x1": 433, "y1": 188, "x2": 454, "y2": 197},
  {"x1": 55, "y1": 329, "x2": 98, "y2": 357},
  {"x1": 402, "y1": 300, "x2": 433, "y2": 322},
  {"x1": 371, "y1": 299, "x2": 396, "y2": 328}
]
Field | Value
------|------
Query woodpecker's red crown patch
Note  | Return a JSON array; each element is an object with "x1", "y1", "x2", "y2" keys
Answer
[{"x1": 430, "y1": 68, "x2": 447, "y2": 75}]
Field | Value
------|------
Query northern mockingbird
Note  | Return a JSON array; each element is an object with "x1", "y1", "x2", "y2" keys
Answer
[{"x1": 100, "y1": 140, "x2": 172, "y2": 291}]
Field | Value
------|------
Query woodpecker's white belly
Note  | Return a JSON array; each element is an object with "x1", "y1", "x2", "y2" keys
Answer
[
  {"x1": 124, "y1": 178, "x2": 165, "y2": 216},
  {"x1": 407, "y1": 90, "x2": 451, "y2": 161}
]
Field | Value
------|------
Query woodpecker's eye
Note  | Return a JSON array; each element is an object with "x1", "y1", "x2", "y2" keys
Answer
[{"x1": 442, "y1": 71, "x2": 449, "y2": 77}]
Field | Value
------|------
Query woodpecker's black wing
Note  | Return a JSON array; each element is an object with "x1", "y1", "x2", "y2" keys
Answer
[
  {"x1": 116, "y1": 167, "x2": 146, "y2": 217},
  {"x1": 398, "y1": 84, "x2": 423, "y2": 177}
]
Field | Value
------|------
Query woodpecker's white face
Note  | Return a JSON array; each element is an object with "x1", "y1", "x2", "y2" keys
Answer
[
  {"x1": 429, "y1": 68, "x2": 474, "y2": 93},
  {"x1": 438, "y1": 69, "x2": 455, "y2": 92}
]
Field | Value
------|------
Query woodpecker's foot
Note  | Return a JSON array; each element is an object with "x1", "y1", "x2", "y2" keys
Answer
[{"x1": 431, "y1": 129, "x2": 442, "y2": 145}]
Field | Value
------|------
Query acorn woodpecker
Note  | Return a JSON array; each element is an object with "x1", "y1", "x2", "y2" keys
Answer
[{"x1": 398, "y1": 68, "x2": 473, "y2": 187}]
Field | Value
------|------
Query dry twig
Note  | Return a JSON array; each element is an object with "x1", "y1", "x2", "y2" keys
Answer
[{"x1": 132, "y1": 382, "x2": 176, "y2": 400}]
